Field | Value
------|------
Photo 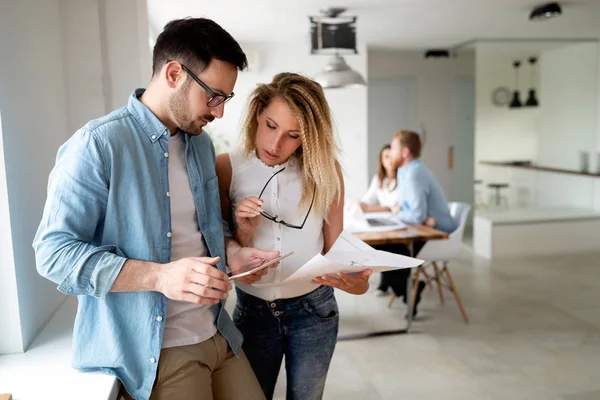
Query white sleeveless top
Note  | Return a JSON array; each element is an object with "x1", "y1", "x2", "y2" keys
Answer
[
  {"x1": 228, "y1": 149, "x2": 323, "y2": 300},
  {"x1": 362, "y1": 175, "x2": 399, "y2": 208}
]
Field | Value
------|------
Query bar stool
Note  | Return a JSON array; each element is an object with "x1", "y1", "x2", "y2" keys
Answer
[{"x1": 487, "y1": 183, "x2": 509, "y2": 208}]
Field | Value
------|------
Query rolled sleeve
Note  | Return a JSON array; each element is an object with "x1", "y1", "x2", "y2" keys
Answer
[{"x1": 33, "y1": 129, "x2": 127, "y2": 298}]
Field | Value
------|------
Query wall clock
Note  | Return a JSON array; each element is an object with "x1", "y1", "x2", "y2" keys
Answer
[{"x1": 491, "y1": 87, "x2": 511, "y2": 107}]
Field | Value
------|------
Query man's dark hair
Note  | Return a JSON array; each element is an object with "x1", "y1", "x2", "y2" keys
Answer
[{"x1": 152, "y1": 18, "x2": 248, "y2": 77}]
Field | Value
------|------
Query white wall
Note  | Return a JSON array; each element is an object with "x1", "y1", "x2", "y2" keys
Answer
[
  {"x1": 367, "y1": 76, "x2": 418, "y2": 180},
  {"x1": 0, "y1": 111, "x2": 23, "y2": 354},
  {"x1": 0, "y1": 0, "x2": 71, "y2": 353},
  {"x1": 207, "y1": 42, "x2": 369, "y2": 200},
  {"x1": 103, "y1": 0, "x2": 152, "y2": 109},
  {"x1": 60, "y1": 0, "x2": 107, "y2": 133},
  {"x1": 475, "y1": 48, "x2": 540, "y2": 207},
  {"x1": 61, "y1": 0, "x2": 152, "y2": 133},
  {"x1": 367, "y1": 50, "x2": 475, "y2": 202},
  {"x1": 537, "y1": 42, "x2": 598, "y2": 209},
  {"x1": 596, "y1": 48, "x2": 600, "y2": 212},
  {"x1": 0, "y1": 0, "x2": 151, "y2": 354}
]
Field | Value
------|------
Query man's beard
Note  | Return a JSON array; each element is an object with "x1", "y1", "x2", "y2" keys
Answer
[
  {"x1": 393, "y1": 155, "x2": 404, "y2": 169},
  {"x1": 169, "y1": 87, "x2": 214, "y2": 135}
]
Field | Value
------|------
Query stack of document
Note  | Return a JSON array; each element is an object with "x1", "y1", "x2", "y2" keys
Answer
[{"x1": 254, "y1": 231, "x2": 423, "y2": 288}]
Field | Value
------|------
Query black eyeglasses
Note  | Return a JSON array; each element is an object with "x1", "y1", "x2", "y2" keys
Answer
[
  {"x1": 258, "y1": 167, "x2": 316, "y2": 230},
  {"x1": 166, "y1": 59, "x2": 234, "y2": 107}
]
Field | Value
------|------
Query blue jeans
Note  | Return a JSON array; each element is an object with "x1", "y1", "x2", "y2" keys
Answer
[{"x1": 234, "y1": 285, "x2": 339, "y2": 400}]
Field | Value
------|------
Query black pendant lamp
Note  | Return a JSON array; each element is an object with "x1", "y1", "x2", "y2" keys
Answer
[
  {"x1": 525, "y1": 57, "x2": 540, "y2": 107},
  {"x1": 509, "y1": 60, "x2": 523, "y2": 109},
  {"x1": 529, "y1": 2, "x2": 562, "y2": 21}
]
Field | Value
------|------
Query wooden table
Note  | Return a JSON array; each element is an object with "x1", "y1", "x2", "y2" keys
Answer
[
  {"x1": 354, "y1": 224, "x2": 449, "y2": 247},
  {"x1": 338, "y1": 225, "x2": 449, "y2": 341}
]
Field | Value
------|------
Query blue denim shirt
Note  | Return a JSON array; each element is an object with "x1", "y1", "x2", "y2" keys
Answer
[
  {"x1": 33, "y1": 89, "x2": 241, "y2": 400},
  {"x1": 395, "y1": 159, "x2": 458, "y2": 233}
]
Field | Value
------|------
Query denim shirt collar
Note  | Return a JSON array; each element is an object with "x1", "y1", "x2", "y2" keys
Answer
[{"x1": 127, "y1": 89, "x2": 169, "y2": 143}]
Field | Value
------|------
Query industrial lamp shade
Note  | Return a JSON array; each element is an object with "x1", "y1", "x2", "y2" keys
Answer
[
  {"x1": 314, "y1": 55, "x2": 366, "y2": 89},
  {"x1": 509, "y1": 60, "x2": 523, "y2": 109}
]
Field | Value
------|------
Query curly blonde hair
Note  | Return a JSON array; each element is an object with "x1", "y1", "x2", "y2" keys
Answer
[{"x1": 240, "y1": 72, "x2": 341, "y2": 220}]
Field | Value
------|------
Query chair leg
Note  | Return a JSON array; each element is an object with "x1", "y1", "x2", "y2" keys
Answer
[
  {"x1": 443, "y1": 263, "x2": 469, "y2": 324},
  {"x1": 420, "y1": 266, "x2": 434, "y2": 290},
  {"x1": 432, "y1": 262, "x2": 444, "y2": 305},
  {"x1": 410, "y1": 267, "x2": 422, "y2": 312},
  {"x1": 387, "y1": 292, "x2": 396, "y2": 308}
]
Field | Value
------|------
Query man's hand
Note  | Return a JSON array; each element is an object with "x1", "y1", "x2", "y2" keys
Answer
[
  {"x1": 312, "y1": 269, "x2": 373, "y2": 295},
  {"x1": 227, "y1": 241, "x2": 280, "y2": 285},
  {"x1": 156, "y1": 257, "x2": 231, "y2": 305}
]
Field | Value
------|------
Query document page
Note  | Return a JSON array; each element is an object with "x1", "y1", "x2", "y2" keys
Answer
[{"x1": 254, "y1": 231, "x2": 423, "y2": 288}]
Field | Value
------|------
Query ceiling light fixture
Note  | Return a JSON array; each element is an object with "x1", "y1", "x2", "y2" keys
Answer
[
  {"x1": 525, "y1": 57, "x2": 539, "y2": 107},
  {"x1": 509, "y1": 61, "x2": 523, "y2": 109},
  {"x1": 310, "y1": 7, "x2": 366, "y2": 89},
  {"x1": 529, "y1": 2, "x2": 562, "y2": 21}
]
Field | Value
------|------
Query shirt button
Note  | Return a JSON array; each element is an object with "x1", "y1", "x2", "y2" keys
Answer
[
  {"x1": 270, "y1": 303, "x2": 276, "y2": 308},
  {"x1": 163, "y1": 130, "x2": 168, "y2": 136},
  {"x1": 166, "y1": 192, "x2": 170, "y2": 197},
  {"x1": 272, "y1": 193, "x2": 276, "y2": 197},
  {"x1": 156, "y1": 316, "x2": 163, "y2": 322},
  {"x1": 151, "y1": 135, "x2": 156, "y2": 140},
  {"x1": 274, "y1": 311, "x2": 281, "y2": 317},
  {"x1": 167, "y1": 232, "x2": 172, "y2": 238},
  {"x1": 150, "y1": 357, "x2": 156, "y2": 363},
  {"x1": 164, "y1": 152, "x2": 169, "y2": 158},
  {"x1": 277, "y1": 237, "x2": 281, "y2": 241}
]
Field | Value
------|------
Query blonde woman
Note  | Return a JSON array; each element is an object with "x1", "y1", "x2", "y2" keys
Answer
[{"x1": 216, "y1": 73, "x2": 372, "y2": 400}]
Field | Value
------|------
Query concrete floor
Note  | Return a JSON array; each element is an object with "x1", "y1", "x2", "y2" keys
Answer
[{"x1": 228, "y1": 248, "x2": 600, "y2": 399}]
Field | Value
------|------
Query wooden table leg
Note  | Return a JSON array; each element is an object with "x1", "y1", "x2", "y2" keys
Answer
[
  {"x1": 432, "y1": 261, "x2": 445, "y2": 305},
  {"x1": 410, "y1": 266, "x2": 422, "y2": 314}
]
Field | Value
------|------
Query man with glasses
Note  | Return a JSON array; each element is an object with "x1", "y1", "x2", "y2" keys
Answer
[{"x1": 33, "y1": 18, "x2": 275, "y2": 400}]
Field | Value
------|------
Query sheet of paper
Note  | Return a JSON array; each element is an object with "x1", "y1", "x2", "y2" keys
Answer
[
  {"x1": 365, "y1": 211, "x2": 394, "y2": 219},
  {"x1": 254, "y1": 230, "x2": 423, "y2": 288},
  {"x1": 327, "y1": 230, "x2": 374, "y2": 254}
]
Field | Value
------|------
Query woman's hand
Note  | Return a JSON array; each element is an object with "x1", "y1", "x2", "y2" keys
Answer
[
  {"x1": 425, "y1": 216, "x2": 436, "y2": 227},
  {"x1": 235, "y1": 197, "x2": 263, "y2": 236},
  {"x1": 312, "y1": 269, "x2": 373, "y2": 295}
]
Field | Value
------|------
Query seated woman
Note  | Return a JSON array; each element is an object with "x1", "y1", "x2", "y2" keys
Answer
[{"x1": 360, "y1": 144, "x2": 398, "y2": 213}]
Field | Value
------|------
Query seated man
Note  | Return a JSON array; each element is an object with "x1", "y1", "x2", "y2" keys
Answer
[{"x1": 379, "y1": 130, "x2": 457, "y2": 316}]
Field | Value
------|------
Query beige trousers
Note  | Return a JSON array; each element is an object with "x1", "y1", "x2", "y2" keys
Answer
[{"x1": 121, "y1": 333, "x2": 265, "y2": 400}]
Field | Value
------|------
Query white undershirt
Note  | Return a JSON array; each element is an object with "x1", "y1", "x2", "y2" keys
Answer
[
  {"x1": 229, "y1": 149, "x2": 324, "y2": 301},
  {"x1": 162, "y1": 132, "x2": 217, "y2": 349},
  {"x1": 361, "y1": 175, "x2": 399, "y2": 208}
]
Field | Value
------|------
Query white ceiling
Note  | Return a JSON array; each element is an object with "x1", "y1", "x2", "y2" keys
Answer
[{"x1": 147, "y1": 0, "x2": 600, "y2": 50}]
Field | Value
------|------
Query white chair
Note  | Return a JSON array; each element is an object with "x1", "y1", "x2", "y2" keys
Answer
[{"x1": 411, "y1": 202, "x2": 471, "y2": 323}]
